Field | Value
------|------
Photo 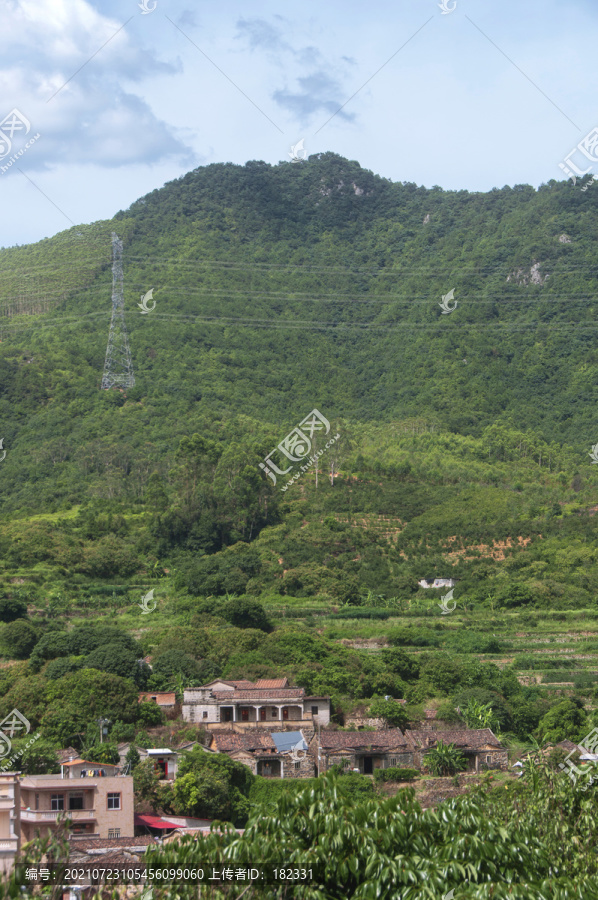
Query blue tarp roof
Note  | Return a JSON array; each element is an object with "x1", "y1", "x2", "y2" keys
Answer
[{"x1": 271, "y1": 732, "x2": 307, "y2": 752}]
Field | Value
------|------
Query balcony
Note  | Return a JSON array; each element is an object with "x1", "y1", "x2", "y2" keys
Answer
[
  {"x1": 0, "y1": 838, "x2": 18, "y2": 851},
  {"x1": 20, "y1": 808, "x2": 96, "y2": 822},
  {"x1": 0, "y1": 797, "x2": 14, "y2": 810}
]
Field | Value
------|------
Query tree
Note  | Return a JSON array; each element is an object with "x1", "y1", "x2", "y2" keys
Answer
[
  {"x1": 0, "y1": 596, "x2": 27, "y2": 623},
  {"x1": 125, "y1": 743, "x2": 141, "y2": 771},
  {"x1": 423, "y1": 740, "x2": 468, "y2": 776},
  {"x1": 134, "y1": 758, "x2": 162, "y2": 812},
  {"x1": 82, "y1": 743, "x2": 120, "y2": 765},
  {"x1": 85, "y1": 643, "x2": 147, "y2": 686},
  {"x1": 220, "y1": 598, "x2": 271, "y2": 632},
  {"x1": 45, "y1": 669, "x2": 140, "y2": 725},
  {"x1": 462, "y1": 698, "x2": 501, "y2": 733},
  {"x1": 537, "y1": 699, "x2": 587, "y2": 744},
  {"x1": 137, "y1": 700, "x2": 166, "y2": 727},
  {"x1": 45, "y1": 656, "x2": 85, "y2": 680},
  {"x1": 175, "y1": 747, "x2": 254, "y2": 825},
  {"x1": 149, "y1": 650, "x2": 205, "y2": 689},
  {"x1": 2, "y1": 619, "x2": 37, "y2": 659},
  {"x1": 4, "y1": 737, "x2": 59, "y2": 775},
  {"x1": 368, "y1": 698, "x2": 409, "y2": 729}
]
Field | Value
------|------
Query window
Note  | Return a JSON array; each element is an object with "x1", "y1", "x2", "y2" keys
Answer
[
  {"x1": 241, "y1": 709, "x2": 249, "y2": 722},
  {"x1": 69, "y1": 795, "x2": 84, "y2": 810},
  {"x1": 202, "y1": 711, "x2": 208, "y2": 719},
  {"x1": 389, "y1": 758, "x2": 397, "y2": 768},
  {"x1": 294, "y1": 762, "x2": 300, "y2": 770},
  {"x1": 486, "y1": 756, "x2": 492, "y2": 764},
  {"x1": 272, "y1": 708, "x2": 277, "y2": 718},
  {"x1": 108, "y1": 829, "x2": 121, "y2": 838},
  {"x1": 311, "y1": 706, "x2": 318, "y2": 716},
  {"x1": 107, "y1": 793, "x2": 121, "y2": 810},
  {"x1": 151, "y1": 696, "x2": 157, "y2": 702},
  {"x1": 34, "y1": 794, "x2": 39, "y2": 811},
  {"x1": 51, "y1": 795, "x2": 64, "y2": 811}
]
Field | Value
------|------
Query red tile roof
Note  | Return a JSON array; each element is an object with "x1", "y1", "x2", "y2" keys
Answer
[
  {"x1": 212, "y1": 688, "x2": 305, "y2": 700},
  {"x1": 318, "y1": 730, "x2": 408, "y2": 751},
  {"x1": 135, "y1": 814, "x2": 181, "y2": 830},
  {"x1": 210, "y1": 733, "x2": 276, "y2": 753},
  {"x1": 406, "y1": 728, "x2": 503, "y2": 750},
  {"x1": 255, "y1": 678, "x2": 289, "y2": 688},
  {"x1": 138, "y1": 692, "x2": 176, "y2": 705}
]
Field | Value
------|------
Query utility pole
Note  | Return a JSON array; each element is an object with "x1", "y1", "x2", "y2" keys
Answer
[
  {"x1": 98, "y1": 717, "x2": 111, "y2": 744},
  {"x1": 100, "y1": 233, "x2": 135, "y2": 389}
]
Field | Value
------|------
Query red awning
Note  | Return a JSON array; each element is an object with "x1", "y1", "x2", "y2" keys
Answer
[{"x1": 135, "y1": 814, "x2": 180, "y2": 830}]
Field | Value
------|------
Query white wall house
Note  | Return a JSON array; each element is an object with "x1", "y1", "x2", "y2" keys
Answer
[{"x1": 182, "y1": 678, "x2": 330, "y2": 728}]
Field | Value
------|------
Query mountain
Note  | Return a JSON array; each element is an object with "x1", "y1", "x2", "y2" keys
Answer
[{"x1": 0, "y1": 152, "x2": 597, "y2": 606}]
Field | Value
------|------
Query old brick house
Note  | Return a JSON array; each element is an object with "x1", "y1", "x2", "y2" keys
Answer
[
  {"x1": 312, "y1": 730, "x2": 414, "y2": 775},
  {"x1": 406, "y1": 728, "x2": 508, "y2": 772},
  {"x1": 209, "y1": 730, "x2": 313, "y2": 778}
]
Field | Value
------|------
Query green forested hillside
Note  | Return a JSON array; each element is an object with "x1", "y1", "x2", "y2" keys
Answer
[{"x1": 1, "y1": 157, "x2": 598, "y2": 782}]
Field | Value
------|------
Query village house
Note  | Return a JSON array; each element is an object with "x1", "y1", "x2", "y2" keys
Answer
[
  {"x1": 138, "y1": 691, "x2": 177, "y2": 709},
  {"x1": 19, "y1": 762, "x2": 134, "y2": 842},
  {"x1": 209, "y1": 730, "x2": 313, "y2": 778},
  {"x1": 406, "y1": 728, "x2": 508, "y2": 772},
  {"x1": 417, "y1": 578, "x2": 456, "y2": 589},
  {"x1": 313, "y1": 730, "x2": 415, "y2": 775},
  {"x1": 312, "y1": 728, "x2": 508, "y2": 775},
  {"x1": 183, "y1": 678, "x2": 330, "y2": 729},
  {"x1": 0, "y1": 773, "x2": 20, "y2": 875},
  {"x1": 116, "y1": 740, "x2": 212, "y2": 780}
]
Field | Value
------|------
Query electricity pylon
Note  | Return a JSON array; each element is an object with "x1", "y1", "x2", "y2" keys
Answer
[{"x1": 100, "y1": 232, "x2": 135, "y2": 389}]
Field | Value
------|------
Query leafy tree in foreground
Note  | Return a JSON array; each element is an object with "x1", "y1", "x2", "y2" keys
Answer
[{"x1": 142, "y1": 772, "x2": 598, "y2": 899}]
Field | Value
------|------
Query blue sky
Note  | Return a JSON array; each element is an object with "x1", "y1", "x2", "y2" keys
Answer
[{"x1": 1, "y1": 0, "x2": 597, "y2": 247}]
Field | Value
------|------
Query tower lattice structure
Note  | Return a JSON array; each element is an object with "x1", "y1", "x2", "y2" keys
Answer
[{"x1": 100, "y1": 232, "x2": 135, "y2": 390}]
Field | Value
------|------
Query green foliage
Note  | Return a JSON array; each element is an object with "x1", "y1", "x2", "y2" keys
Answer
[
  {"x1": 2, "y1": 618, "x2": 37, "y2": 658},
  {"x1": 143, "y1": 771, "x2": 589, "y2": 899},
  {"x1": 149, "y1": 650, "x2": 206, "y2": 689},
  {"x1": 2, "y1": 737, "x2": 59, "y2": 775},
  {"x1": 83, "y1": 742, "x2": 120, "y2": 765},
  {"x1": 373, "y1": 767, "x2": 419, "y2": 783},
  {"x1": 537, "y1": 699, "x2": 588, "y2": 743},
  {"x1": 134, "y1": 757, "x2": 162, "y2": 812},
  {"x1": 368, "y1": 697, "x2": 409, "y2": 728},
  {"x1": 220, "y1": 597, "x2": 271, "y2": 631},
  {"x1": 174, "y1": 746, "x2": 255, "y2": 825},
  {"x1": 423, "y1": 740, "x2": 468, "y2": 776},
  {"x1": 0, "y1": 596, "x2": 27, "y2": 622},
  {"x1": 137, "y1": 700, "x2": 166, "y2": 727}
]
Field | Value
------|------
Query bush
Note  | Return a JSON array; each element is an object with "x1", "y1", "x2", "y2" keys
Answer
[
  {"x1": 0, "y1": 596, "x2": 28, "y2": 623},
  {"x1": 220, "y1": 598, "x2": 271, "y2": 632},
  {"x1": 249, "y1": 776, "x2": 318, "y2": 808},
  {"x1": 45, "y1": 656, "x2": 85, "y2": 680},
  {"x1": 374, "y1": 767, "x2": 419, "y2": 783},
  {"x1": 3, "y1": 619, "x2": 37, "y2": 659},
  {"x1": 137, "y1": 700, "x2": 166, "y2": 727}
]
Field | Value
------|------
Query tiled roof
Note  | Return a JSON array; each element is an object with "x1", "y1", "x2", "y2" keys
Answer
[
  {"x1": 255, "y1": 678, "x2": 289, "y2": 688},
  {"x1": 69, "y1": 835, "x2": 154, "y2": 852},
  {"x1": 212, "y1": 688, "x2": 305, "y2": 700},
  {"x1": 138, "y1": 691, "x2": 176, "y2": 705},
  {"x1": 57, "y1": 747, "x2": 79, "y2": 764},
  {"x1": 210, "y1": 733, "x2": 276, "y2": 752},
  {"x1": 319, "y1": 730, "x2": 408, "y2": 751},
  {"x1": 406, "y1": 728, "x2": 503, "y2": 750}
]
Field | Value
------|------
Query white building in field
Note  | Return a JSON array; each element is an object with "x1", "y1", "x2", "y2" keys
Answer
[
  {"x1": 418, "y1": 578, "x2": 456, "y2": 589},
  {"x1": 182, "y1": 678, "x2": 330, "y2": 729}
]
